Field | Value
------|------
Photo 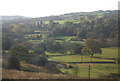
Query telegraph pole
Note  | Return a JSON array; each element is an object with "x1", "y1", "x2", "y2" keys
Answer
[{"x1": 88, "y1": 65, "x2": 91, "y2": 80}]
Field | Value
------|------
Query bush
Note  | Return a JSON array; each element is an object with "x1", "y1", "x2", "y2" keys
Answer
[
  {"x1": 33, "y1": 48, "x2": 45, "y2": 55},
  {"x1": 33, "y1": 56, "x2": 48, "y2": 66},
  {"x1": 45, "y1": 62, "x2": 61, "y2": 74},
  {"x1": 7, "y1": 55, "x2": 20, "y2": 70}
]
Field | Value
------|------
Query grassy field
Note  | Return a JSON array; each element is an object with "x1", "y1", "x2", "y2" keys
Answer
[
  {"x1": 44, "y1": 19, "x2": 80, "y2": 24},
  {"x1": 95, "y1": 47, "x2": 119, "y2": 59},
  {"x1": 48, "y1": 47, "x2": 119, "y2": 78},
  {"x1": 48, "y1": 55, "x2": 115, "y2": 62},
  {"x1": 48, "y1": 47, "x2": 119, "y2": 62},
  {"x1": 49, "y1": 36, "x2": 76, "y2": 41},
  {"x1": 49, "y1": 36, "x2": 84, "y2": 44},
  {"x1": 46, "y1": 52, "x2": 63, "y2": 56},
  {"x1": 60, "y1": 64, "x2": 119, "y2": 78},
  {"x1": 3, "y1": 47, "x2": 119, "y2": 79},
  {"x1": 28, "y1": 40, "x2": 44, "y2": 43},
  {"x1": 27, "y1": 36, "x2": 84, "y2": 44}
]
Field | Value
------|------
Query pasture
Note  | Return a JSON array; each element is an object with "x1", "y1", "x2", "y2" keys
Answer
[
  {"x1": 48, "y1": 48, "x2": 119, "y2": 62},
  {"x1": 60, "y1": 64, "x2": 119, "y2": 78},
  {"x1": 48, "y1": 47, "x2": 119, "y2": 78},
  {"x1": 27, "y1": 35, "x2": 84, "y2": 44}
]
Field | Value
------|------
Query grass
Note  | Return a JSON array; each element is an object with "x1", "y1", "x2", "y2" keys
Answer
[
  {"x1": 49, "y1": 36, "x2": 84, "y2": 44},
  {"x1": 60, "y1": 63, "x2": 119, "y2": 78},
  {"x1": 27, "y1": 40, "x2": 44, "y2": 44},
  {"x1": 3, "y1": 47, "x2": 119, "y2": 79},
  {"x1": 27, "y1": 35, "x2": 84, "y2": 44},
  {"x1": 3, "y1": 69, "x2": 80, "y2": 79},
  {"x1": 3, "y1": 61, "x2": 81, "y2": 79},
  {"x1": 48, "y1": 47, "x2": 119, "y2": 78},
  {"x1": 95, "y1": 47, "x2": 119, "y2": 59},
  {"x1": 48, "y1": 55, "x2": 114, "y2": 62},
  {"x1": 50, "y1": 36, "x2": 76, "y2": 40},
  {"x1": 48, "y1": 47, "x2": 119, "y2": 62},
  {"x1": 44, "y1": 19, "x2": 80, "y2": 24},
  {"x1": 45, "y1": 52, "x2": 63, "y2": 56}
]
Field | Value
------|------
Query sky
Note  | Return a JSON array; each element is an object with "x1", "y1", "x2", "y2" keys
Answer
[{"x1": 0, "y1": 0, "x2": 119, "y2": 18}]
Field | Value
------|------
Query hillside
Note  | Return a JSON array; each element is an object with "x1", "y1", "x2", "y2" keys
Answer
[
  {"x1": 2, "y1": 10, "x2": 119, "y2": 79},
  {"x1": 32, "y1": 10, "x2": 118, "y2": 22},
  {"x1": 1, "y1": 10, "x2": 118, "y2": 22},
  {"x1": 0, "y1": 16, "x2": 30, "y2": 21}
]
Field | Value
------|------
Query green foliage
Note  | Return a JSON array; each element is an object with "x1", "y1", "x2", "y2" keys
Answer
[
  {"x1": 76, "y1": 27, "x2": 88, "y2": 39},
  {"x1": 81, "y1": 47, "x2": 91, "y2": 55},
  {"x1": 2, "y1": 35, "x2": 14, "y2": 50},
  {"x1": 33, "y1": 56, "x2": 48, "y2": 66},
  {"x1": 10, "y1": 44, "x2": 29, "y2": 55},
  {"x1": 68, "y1": 43, "x2": 82, "y2": 54},
  {"x1": 33, "y1": 47, "x2": 45, "y2": 55},
  {"x1": 45, "y1": 62, "x2": 61, "y2": 74},
  {"x1": 7, "y1": 55, "x2": 20, "y2": 70},
  {"x1": 45, "y1": 38, "x2": 64, "y2": 52}
]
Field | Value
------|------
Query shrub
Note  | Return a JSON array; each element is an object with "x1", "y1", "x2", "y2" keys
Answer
[
  {"x1": 33, "y1": 48, "x2": 45, "y2": 55},
  {"x1": 7, "y1": 55, "x2": 20, "y2": 70},
  {"x1": 45, "y1": 62, "x2": 61, "y2": 74},
  {"x1": 33, "y1": 56, "x2": 48, "y2": 66}
]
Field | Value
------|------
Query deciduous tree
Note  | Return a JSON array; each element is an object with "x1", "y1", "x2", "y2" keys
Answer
[{"x1": 82, "y1": 38, "x2": 102, "y2": 62}]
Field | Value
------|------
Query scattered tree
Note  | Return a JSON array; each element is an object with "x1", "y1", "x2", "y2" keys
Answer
[{"x1": 82, "y1": 38, "x2": 102, "y2": 62}]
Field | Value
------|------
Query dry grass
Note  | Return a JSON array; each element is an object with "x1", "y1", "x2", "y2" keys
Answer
[
  {"x1": 2, "y1": 69, "x2": 80, "y2": 79},
  {"x1": 2, "y1": 60, "x2": 81, "y2": 79},
  {"x1": 20, "y1": 62, "x2": 48, "y2": 73}
]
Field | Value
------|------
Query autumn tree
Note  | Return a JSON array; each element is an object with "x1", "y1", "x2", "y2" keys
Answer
[{"x1": 82, "y1": 38, "x2": 102, "y2": 62}]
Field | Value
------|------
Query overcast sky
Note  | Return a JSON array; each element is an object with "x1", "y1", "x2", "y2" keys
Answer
[{"x1": 0, "y1": 0, "x2": 119, "y2": 18}]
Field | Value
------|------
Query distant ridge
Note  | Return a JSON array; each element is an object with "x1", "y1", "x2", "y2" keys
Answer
[
  {"x1": 0, "y1": 10, "x2": 118, "y2": 21},
  {"x1": 0, "y1": 16, "x2": 30, "y2": 20}
]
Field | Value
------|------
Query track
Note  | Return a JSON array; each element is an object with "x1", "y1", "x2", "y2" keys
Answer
[{"x1": 49, "y1": 61, "x2": 118, "y2": 64}]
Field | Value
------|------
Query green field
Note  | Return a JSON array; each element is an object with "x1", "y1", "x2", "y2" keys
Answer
[
  {"x1": 27, "y1": 36, "x2": 84, "y2": 44},
  {"x1": 28, "y1": 40, "x2": 44, "y2": 44},
  {"x1": 96, "y1": 47, "x2": 119, "y2": 59},
  {"x1": 48, "y1": 55, "x2": 115, "y2": 62},
  {"x1": 49, "y1": 36, "x2": 76, "y2": 40},
  {"x1": 45, "y1": 52, "x2": 63, "y2": 56},
  {"x1": 48, "y1": 48, "x2": 119, "y2": 62},
  {"x1": 60, "y1": 64, "x2": 119, "y2": 78},
  {"x1": 44, "y1": 19, "x2": 80, "y2": 24},
  {"x1": 49, "y1": 36, "x2": 84, "y2": 44},
  {"x1": 47, "y1": 47, "x2": 119, "y2": 78}
]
